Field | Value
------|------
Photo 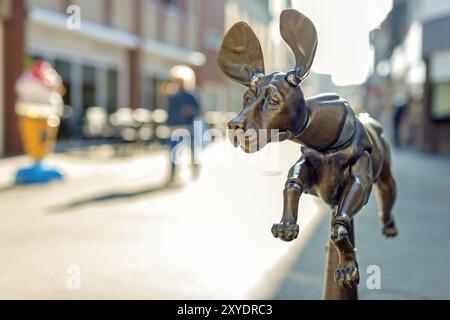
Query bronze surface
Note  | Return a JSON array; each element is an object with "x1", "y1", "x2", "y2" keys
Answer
[{"x1": 218, "y1": 9, "x2": 398, "y2": 299}]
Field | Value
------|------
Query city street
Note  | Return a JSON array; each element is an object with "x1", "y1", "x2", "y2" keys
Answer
[
  {"x1": 0, "y1": 141, "x2": 449, "y2": 299},
  {"x1": 1, "y1": 0, "x2": 450, "y2": 304}
]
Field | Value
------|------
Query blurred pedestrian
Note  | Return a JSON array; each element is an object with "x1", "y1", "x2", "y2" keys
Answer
[
  {"x1": 166, "y1": 66, "x2": 202, "y2": 182},
  {"x1": 393, "y1": 93, "x2": 409, "y2": 147}
]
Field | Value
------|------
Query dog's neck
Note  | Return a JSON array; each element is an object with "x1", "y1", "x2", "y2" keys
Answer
[
  {"x1": 288, "y1": 95, "x2": 356, "y2": 151},
  {"x1": 289, "y1": 106, "x2": 311, "y2": 146}
]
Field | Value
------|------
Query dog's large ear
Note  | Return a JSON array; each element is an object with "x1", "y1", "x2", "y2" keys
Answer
[
  {"x1": 218, "y1": 22, "x2": 265, "y2": 87},
  {"x1": 280, "y1": 9, "x2": 318, "y2": 86}
]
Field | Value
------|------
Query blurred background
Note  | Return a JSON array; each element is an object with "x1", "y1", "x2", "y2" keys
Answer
[{"x1": 0, "y1": 0, "x2": 449, "y2": 299}]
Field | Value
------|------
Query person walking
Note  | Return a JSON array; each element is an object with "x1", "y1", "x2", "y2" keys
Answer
[{"x1": 166, "y1": 66, "x2": 202, "y2": 182}]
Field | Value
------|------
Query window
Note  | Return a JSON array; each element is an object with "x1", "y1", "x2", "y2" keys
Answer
[
  {"x1": 161, "y1": 0, "x2": 181, "y2": 8},
  {"x1": 142, "y1": 77, "x2": 154, "y2": 110},
  {"x1": 142, "y1": 76, "x2": 168, "y2": 110},
  {"x1": 106, "y1": 69, "x2": 118, "y2": 114},
  {"x1": 431, "y1": 80, "x2": 450, "y2": 121},
  {"x1": 154, "y1": 78, "x2": 169, "y2": 110},
  {"x1": 82, "y1": 65, "x2": 96, "y2": 115},
  {"x1": 54, "y1": 60, "x2": 72, "y2": 107}
]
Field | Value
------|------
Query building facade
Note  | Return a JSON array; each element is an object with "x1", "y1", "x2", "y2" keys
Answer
[
  {"x1": 26, "y1": 0, "x2": 206, "y2": 140},
  {"x1": 419, "y1": 0, "x2": 450, "y2": 154},
  {"x1": 1, "y1": 0, "x2": 292, "y2": 156},
  {"x1": 1, "y1": 0, "x2": 207, "y2": 155},
  {"x1": 369, "y1": 0, "x2": 450, "y2": 154},
  {"x1": 0, "y1": 1, "x2": 5, "y2": 154}
]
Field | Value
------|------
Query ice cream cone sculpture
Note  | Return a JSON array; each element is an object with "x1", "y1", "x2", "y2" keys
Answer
[{"x1": 15, "y1": 61, "x2": 65, "y2": 184}]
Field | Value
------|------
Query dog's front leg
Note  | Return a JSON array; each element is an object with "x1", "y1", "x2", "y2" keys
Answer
[
  {"x1": 272, "y1": 157, "x2": 313, "y2": 242},
  {"x1": 331, "y1": 151, "x2": 374, "y2": 288}
]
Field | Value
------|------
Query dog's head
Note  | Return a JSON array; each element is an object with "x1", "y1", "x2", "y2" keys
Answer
[{"x1": 218, "y1": 9, "x2": 317, "y2": 153}]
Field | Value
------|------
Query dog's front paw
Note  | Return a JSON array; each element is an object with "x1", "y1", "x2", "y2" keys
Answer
[
  {"x1": 334, "y1": 258, "x2": 360, "y2": 288},
  {"x1": 271, "y1": 221, "x2": 299, "y2": 242},
  {"x1": 382, "y1": 219, "x2": 398, "y2": 238}
]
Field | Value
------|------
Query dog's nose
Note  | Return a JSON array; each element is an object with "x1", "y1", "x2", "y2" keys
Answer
[{"x1": 228, "y1": 118, "x2": 246, "y2": 131}]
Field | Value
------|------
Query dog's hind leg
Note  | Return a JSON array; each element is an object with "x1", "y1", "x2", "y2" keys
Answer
[
  {"x1": 331, "y1": 151, "x2": 374, "y2": 288},
  {"x1": 272, "y1": 156, "x2": 314, "y2": 242},
  {"x1": 375, "y1": 140, "x2": 398, "y2": 238}
]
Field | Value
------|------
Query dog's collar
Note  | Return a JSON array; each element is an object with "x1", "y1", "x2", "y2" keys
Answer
[
  {"x1": 250, "y1": 73, "x2": 264, "y2": 87},
  {"x1": 293, "y1": 109, "x2": 310, "y2": 139}
]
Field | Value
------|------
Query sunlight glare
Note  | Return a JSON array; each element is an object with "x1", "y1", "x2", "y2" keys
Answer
[{"x1": 292, "y1": 0, "x2": 393, "y2": 86}]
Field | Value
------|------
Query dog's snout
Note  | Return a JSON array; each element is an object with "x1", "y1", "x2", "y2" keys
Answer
[{"x1": 228, "y1": 118, "x2": 246, "y2": 131}]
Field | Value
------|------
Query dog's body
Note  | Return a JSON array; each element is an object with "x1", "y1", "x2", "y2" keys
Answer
[
  {"x1": 218, "y1": 10, "x2": 398, "y2": 289},
  {"x1": 292, "y1": 93, "x2": 387, "y2": 206}
]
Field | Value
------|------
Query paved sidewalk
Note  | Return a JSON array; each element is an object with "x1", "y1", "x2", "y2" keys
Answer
[
  {"x1": 270, "y1": 148, "x2": 450, "y2": 299},
  {"x1": 1, "y1": 143, "x2": 448, "y2": 299},
  {"x1": 0, "y1": 141, "x2": 323, "y2": 299}
]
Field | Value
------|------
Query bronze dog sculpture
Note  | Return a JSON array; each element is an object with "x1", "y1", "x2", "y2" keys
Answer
[{"x1": 218, "y1": 9, "x2": 398, "y2": 288}]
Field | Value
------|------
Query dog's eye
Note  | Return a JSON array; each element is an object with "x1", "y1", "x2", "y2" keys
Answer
[
  {"x1": 269, "y1": 94, "x2": 280, "y2": 106},
  {"x1": 243, "y1": 94, "x2": 253, "y2": 106}
]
